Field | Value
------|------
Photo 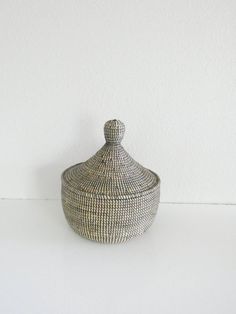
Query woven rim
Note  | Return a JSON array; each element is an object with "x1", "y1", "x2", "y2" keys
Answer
[{"x1": 62, "y1": 162, "x2": 160, "y2": 200}]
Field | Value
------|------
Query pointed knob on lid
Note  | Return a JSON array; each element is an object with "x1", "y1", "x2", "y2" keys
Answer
[{"x1": 104, "y1": 119, "x2": 125, "y2": 144}]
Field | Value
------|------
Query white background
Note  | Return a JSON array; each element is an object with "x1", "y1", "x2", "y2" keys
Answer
[
  {"x1": 0, "y1": 201, "x2": 235, "y2": 314},
  {"x1": 0, "y1": 0, "x2": 235, "y2": 203},
  {"x1": 0, "y1": 2, "x2": 236, "y2": 314}
]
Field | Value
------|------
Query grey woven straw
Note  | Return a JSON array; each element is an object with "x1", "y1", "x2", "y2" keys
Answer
[{"x1": 61, "y1": 119, "x2": 160, "y2": 243}]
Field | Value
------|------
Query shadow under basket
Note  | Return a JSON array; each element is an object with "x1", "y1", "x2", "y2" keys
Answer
[{"x1": 61, "y1": 119, "x2": 160, "y2": 244}]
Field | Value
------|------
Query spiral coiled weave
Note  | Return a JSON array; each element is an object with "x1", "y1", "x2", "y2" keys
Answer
[{"x1": 61, "y1": 119, "x2": 160, "y2": 243}]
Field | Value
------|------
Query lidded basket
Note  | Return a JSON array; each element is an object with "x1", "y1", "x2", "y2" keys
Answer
[{"x1": 61, "y1": 119, "x2": 160, "y2": 243}]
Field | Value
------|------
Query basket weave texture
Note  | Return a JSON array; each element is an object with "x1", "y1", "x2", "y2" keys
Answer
[{"x1": 61, "y1": 119, "x2": 160, "y2": 243}]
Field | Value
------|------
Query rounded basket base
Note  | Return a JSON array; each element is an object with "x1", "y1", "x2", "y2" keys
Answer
[{"x1": 64, "y1": 214, "x2": 157, "y2": 244}]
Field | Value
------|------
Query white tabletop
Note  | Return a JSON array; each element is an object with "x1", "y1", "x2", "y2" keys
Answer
[{"x1": 0, "y1": 200, "x2": 235, "y2": 314}]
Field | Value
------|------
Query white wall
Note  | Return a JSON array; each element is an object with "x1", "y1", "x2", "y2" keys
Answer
[{"x1": 0, "y1": 0, "x2": 235, "y2": 203}]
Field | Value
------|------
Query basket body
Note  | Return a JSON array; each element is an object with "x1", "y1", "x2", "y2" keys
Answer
[
  {"x1": 61, "y1": 119, "x2": 161, "y2": 243},
  {"x1": 62, "y1": 166, "x2": 160, "y2": 243}
]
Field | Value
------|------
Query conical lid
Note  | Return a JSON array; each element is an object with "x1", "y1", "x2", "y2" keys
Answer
[{"x1": 62, "y1": 119, "x2": 159, "y2": 196}]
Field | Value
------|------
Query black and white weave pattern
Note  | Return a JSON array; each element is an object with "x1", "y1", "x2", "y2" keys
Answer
[{"x1": 61, "y1": 119, "x2": 160, "y2": 243}]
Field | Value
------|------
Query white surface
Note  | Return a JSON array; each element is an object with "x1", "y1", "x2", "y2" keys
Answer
[
  {"x1": 0, "y1": 200, "x2": 235, "y2": 314},
  {"x1": 0, "y1": 0, "x2": 236, "y2": 203}
]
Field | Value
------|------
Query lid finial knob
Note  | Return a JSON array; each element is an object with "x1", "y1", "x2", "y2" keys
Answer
[{"x1": 104, "y1": 119, "x2": 125, "y2": 144}]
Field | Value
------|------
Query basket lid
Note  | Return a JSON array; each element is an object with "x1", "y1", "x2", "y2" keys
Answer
[{"x1": 62, "y1": 119, "x2": 159, "y2": 196}]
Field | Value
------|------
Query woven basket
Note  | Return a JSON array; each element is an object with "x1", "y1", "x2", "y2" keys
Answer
[{"x1": 61, "y1": 119, "x2": 160, "y2": 243}]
